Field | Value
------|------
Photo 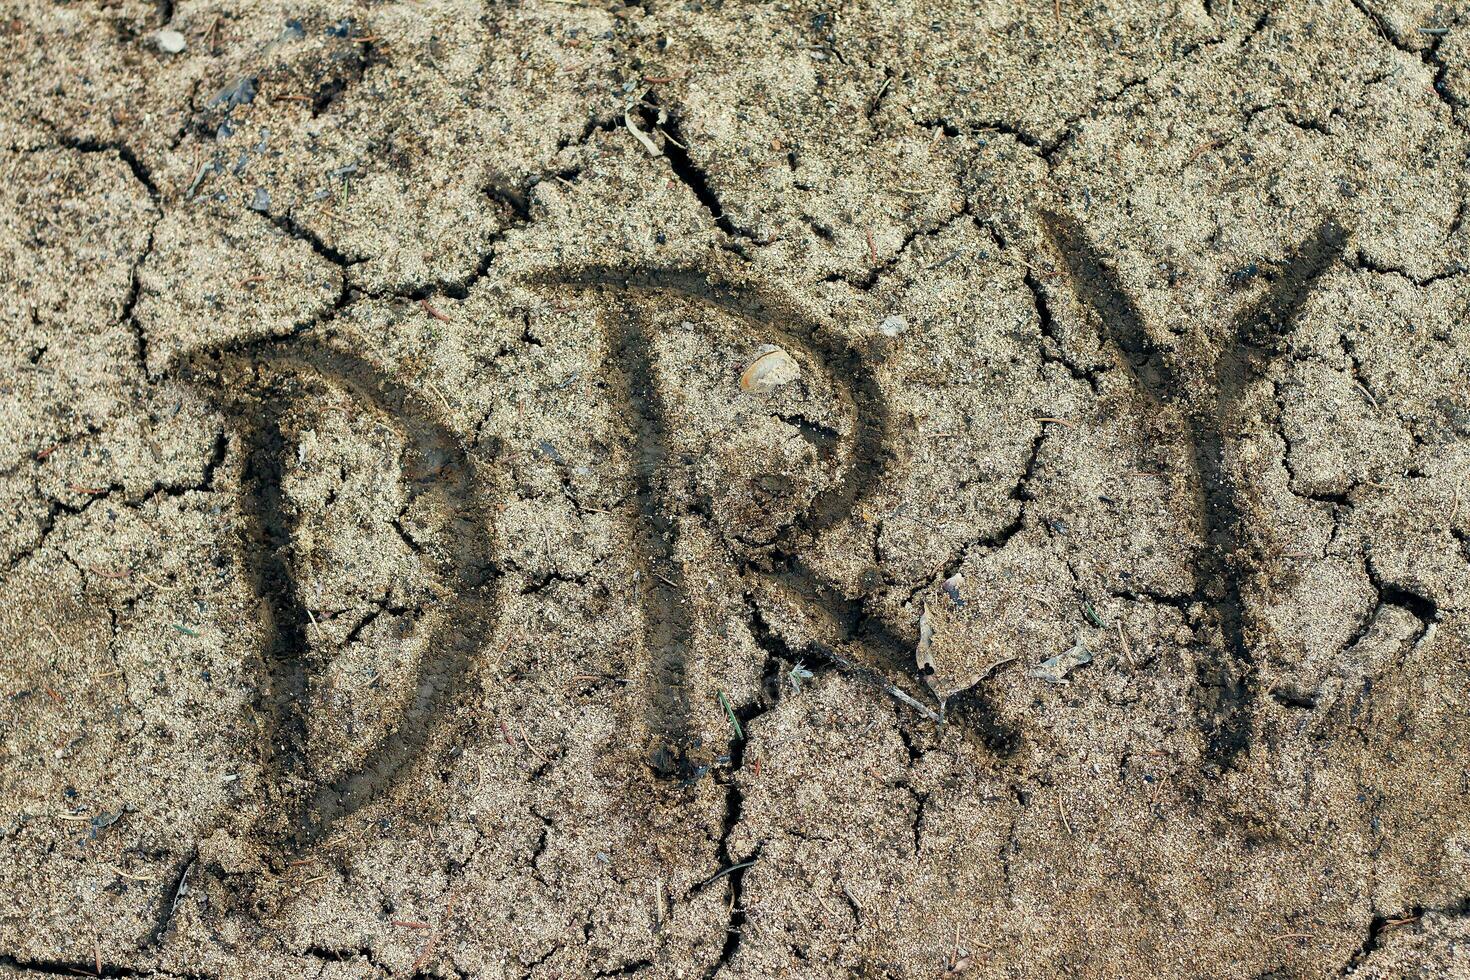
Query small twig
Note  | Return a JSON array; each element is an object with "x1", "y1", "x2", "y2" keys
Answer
[
  {"x1": 317, "y1": 204, "x2": 361, "y2": 227},
  {"x1": 625, "y1": 108, "x2": 662, "y2": 157},
  {"x1": 871, "y1": 76, "x2": 891, "y2": 113},
  {"x1": 1057, "y1": 794, "x2": 1072, "y2": 835},
  {"x1": 822, "y1": 644, "x2": 941, "y2": 722},
  {"x1": 409, "y1": 895, "x2": 458, "y2": 973},
  {"x1": 517, "y1": 721, "x2": 548, "y2": 762},
  {"x1": 420, "y1": 298, "x2": 452, "y2": 323},
  {"x1": 109, "y1": 865, "x2": 154, "y2": 882},
  {"x1": 427, "y1": 382, "x2": 455, "y2": 417},
  {"x1": 1187, "y1": 139, "x2": 1222, "y2": 165},
  {"x1": 694, "y1": 858, "x2": 756, "y2": 890}
]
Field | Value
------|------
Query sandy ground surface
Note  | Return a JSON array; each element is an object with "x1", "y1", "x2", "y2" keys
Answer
[{"x1": 2, "y1": 0, "x2": 1469, "y2": 976}]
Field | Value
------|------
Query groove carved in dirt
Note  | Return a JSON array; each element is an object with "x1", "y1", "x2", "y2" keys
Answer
[
  {"x1": 181, "y1": 339, "x2": 502, "y2": 847},
  {"x1": 1043, "y1": 212, "x2": 1351, "y2": 766},
  {"x1": 544, "y1": 267, "x2": 965, "y2": 774}
]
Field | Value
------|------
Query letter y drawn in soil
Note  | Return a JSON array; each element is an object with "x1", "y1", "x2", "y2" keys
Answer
[{"x1": 1042, "y1": 212, "x2": 1348, "y2": 767}]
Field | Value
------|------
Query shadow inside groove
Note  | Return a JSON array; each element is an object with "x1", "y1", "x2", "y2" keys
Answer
[
  {"x1": 543, "y1": 267, "x2": 976, "y2": 770},
  {"x1": 1041, "y1": 212, "x2": 1347, "y2": 767},
  {"x1": 600, "y1": 297, "x2": 698, "y2": 778},
  {"x1": 183, "y1": 339, "x2": 501, "y2": 847}
]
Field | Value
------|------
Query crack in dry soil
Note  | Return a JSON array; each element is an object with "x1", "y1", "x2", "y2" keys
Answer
[
  {"x1": 1346, "y1": 0, "x2": 1466, "y2": 126},
  {"x1": 0, "y1": 954, "x2": 212, "y2": 980},
  {"x1": 914, "y1": 9, "x2": 1271, "y2": 167}
]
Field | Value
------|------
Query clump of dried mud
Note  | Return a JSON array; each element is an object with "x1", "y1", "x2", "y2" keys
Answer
[{"x1": 2, "y1": 0, "x2": 1469, "y2": 977}]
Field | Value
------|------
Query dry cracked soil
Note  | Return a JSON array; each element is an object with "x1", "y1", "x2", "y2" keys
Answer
[{"x1": 2, "y1": 0, "x2": 1470, "y2": 977}]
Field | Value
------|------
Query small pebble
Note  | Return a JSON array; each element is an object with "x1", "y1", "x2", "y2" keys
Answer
[
  {"x1": 155, "y1": 29, "x2": 186, "y2": 54},
  {"x1": 879, "y1": 315, "x2": 907, "y2": 337},
  {"x1": 210, "y1": 76, "x2": 257, "y2": 109},
  {"x1": 1030, "y1": 641, "x2": 1093, "y2": 684},
  {"x1": 249, "y1": 187, "x2": 271, "y2": 213},
  {"x1": 536, "y1": 440, "x2": 565, "y2": 465}
]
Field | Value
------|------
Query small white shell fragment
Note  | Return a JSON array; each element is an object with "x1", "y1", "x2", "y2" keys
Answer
[
  {"x1": 739, "y1": 344, "x2": 800, "y2": 392},
  {"x1": 155, "y1": 29, "x2": 187, "y2": 54},
  {"x1": 879, "y1": 315, "x2": 907, "y2": 337}
]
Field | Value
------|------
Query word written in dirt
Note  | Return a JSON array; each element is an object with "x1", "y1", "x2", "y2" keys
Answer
[{"x1": 184, "y1": 223, "x2": 1373, "y2": 847}]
